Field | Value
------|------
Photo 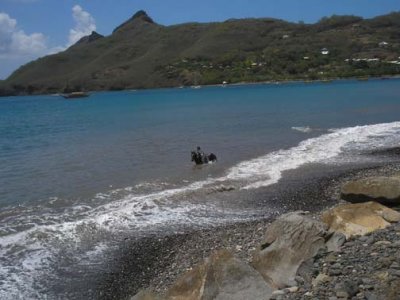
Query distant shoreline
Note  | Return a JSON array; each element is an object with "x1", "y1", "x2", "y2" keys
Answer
[
  {"x1": 199, "y1": 73, "x2": 400, "y2": 88},
  {"x1": 1, "y1": 74, "x2": 400, "y2": 98}
]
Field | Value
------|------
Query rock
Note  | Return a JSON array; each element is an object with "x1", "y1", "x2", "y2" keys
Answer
[
  {"x1": 295, "y1": 276, "x2": 305, "y2": 285},
  {"x1": 363, "y1": 285, "x2": 374, "y2": 290},
  {"x1": 326, "y1": 232, "x2": 346, "y2": 252},
  {"x1": 366, "y1": 236, "x2": 375, "y2": 244},
  {"x1": 374, "y1": 240, "x2": 391, "y2": 246},
  {"x1": 335, "y1": 290, "x2": 349, "y2": 298},
  {"x1": 390, "y1": 262, "x2": 400, "y2": 269},
  {"x1": 131, "y1": 290, "x2": 163, "y2": 300},
  {"x1": 365, "y1": 291, "x2": 379, "y2": 300},
  {"x1": 312, "y1": 273, "x2": 331, "y2": 286},
  {"x1": 331, "y1": 263, "x2": 342, "y2": 269},
  {"x1": 167, "y1": 249, "x2": 273, "y2": 300},
  {"x1": 341, "y1": 176, "x2": 400, "y2": 206},
  {"x1": 285, "y1": 286, "x2": 299, "y2": 293},
  {"x1": 321, "y1": 202, "x2": 400, "y2": 238},
  {"x1": 377, "y1": 257, "x2": 392, "y2": 267},
  {"x1": 361, "y1": 278, "x2": 373, "y2": 285},
  {"x1": 375, "y1": 271, "x2": 389, "y2": 281},
  {"x1": 344, "y1": 241, "x2": 355, "y2": 247},
  {"x1": 389, "y1": 269, "x2": 400, "y2": 277},
  {"x1": 271, "y1": 290, "x2": 286, "y2": 296},
  {"x1": 381, "y1": 210, "x2": 400, "y2": 223},
  {"x1": 296, "y1": 258, "x2": 315, "y2": 283},
  {"x1": 335, "y1": 280, "x2": 359, "y2": 298},
  {"x1": 329, "y1": 269, "x2": 342, "y2": 276},
  {"x1": 325, "y1": 253, "x2": 338, "y2": 263},
  {"x1": 251, "y1": 211, "x2": 328, "y2": 289}
]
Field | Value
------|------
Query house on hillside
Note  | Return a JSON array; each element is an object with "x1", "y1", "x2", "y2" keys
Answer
[
  {"x1": 321, "y1": 48, "x2": 329, "y2": 55},
  {"x1": 379, "y1": 41, "x2": 389, "y2": 47}
]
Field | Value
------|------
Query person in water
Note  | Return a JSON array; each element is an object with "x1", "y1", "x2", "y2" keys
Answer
[
  {"x1": 196, "y1": 146, "x2": 204, "y2": 160},
  {"x1": 191, "y1": 146, "x2": 217, "y2": 164}
]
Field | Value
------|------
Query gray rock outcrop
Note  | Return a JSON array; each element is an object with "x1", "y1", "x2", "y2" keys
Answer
[
  {"x1": 251, "y1": 211, "x2": 328, "y2": 289},
  {"x1": 131, "y1": 290, "x2": 163, "y2": 300},
  {"x1": 167, "y1": 249, "x2": 273, "y2": 300}
]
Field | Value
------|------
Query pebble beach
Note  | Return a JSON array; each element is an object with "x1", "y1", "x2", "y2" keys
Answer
[{"x1": 96, "y1": 159, "x2": 400, "y2": 300}]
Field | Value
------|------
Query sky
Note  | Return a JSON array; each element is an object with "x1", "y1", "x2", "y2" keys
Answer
[{"x1": 0, "y1": 0, "x2": 399, "y2": 79}]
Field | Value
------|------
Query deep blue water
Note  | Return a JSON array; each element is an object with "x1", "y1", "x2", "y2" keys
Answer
[{"x1": 1, "y1": 78, "x2": 400, "y2": 299}]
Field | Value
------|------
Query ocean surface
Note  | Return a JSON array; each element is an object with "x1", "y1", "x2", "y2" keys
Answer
[{"x1": 1, "y1": 79, "x2": 400, "y2": 298}]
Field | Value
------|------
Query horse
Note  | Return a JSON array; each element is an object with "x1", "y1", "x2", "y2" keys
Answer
[{"x1": 191, "y1": 151, "x2": 217, "y2": 165}]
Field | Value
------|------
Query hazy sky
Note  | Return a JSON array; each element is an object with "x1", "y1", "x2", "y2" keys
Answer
[{"x1": 0, "y1": 0, "x2": 399, "y2": 79}]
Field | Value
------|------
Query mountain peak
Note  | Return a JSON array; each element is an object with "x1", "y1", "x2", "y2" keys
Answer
[
  {"x1": 113, "y1": 10, "x2": 155, "y2": 33},
  {"x1": 75, "y1": 31, "x2": 104, "y2": 46},
  {"x1": 132, "y1": 10, "x2": 154, "y2": 22}
]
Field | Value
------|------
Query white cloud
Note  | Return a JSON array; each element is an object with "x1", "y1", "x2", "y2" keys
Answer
[
  {"x1": 68, "y1": 5, "x2": 96, "y2": 46},
  {"x1": 0, "y1": 5, "x2": 97, "y2": 79},
  {"x1": 0, "y1": 12, "x2": 46, "y2": 57}
]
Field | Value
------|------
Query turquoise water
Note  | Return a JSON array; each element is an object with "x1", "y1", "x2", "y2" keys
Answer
[
  {"x1": 1, "y1": 79, "x2": 400, "y2": 298},
  {"x1": 2, "y1": 79, "x2": 400, "y2": 205}
]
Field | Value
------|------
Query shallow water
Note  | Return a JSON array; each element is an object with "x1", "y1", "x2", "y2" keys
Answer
[{"x1": 1, "y1": 78, "x2": 400, "y2": 298}]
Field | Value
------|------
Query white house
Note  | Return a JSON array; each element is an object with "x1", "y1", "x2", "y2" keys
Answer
[
  {"x1": 379, "y1": 41, "x2": 389, "y2": 47},
  {"x1": 321, "y1": 48, "x2": 329, "y2": 55}
]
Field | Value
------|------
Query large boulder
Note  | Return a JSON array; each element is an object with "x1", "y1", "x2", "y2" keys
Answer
[
  {"x1": 341, "y1": 176, "x2": 400, "y2": 206},
  {"x1": 131, "y1": 291, "x2": 164, "y2": 300},
  {"x1": 321, "y1": 201, "x2": 400, "y2": 238},
  {"x1": 167, "y1": 249, "x2": 273, "y2": 300},
  {"x1": 251, "y1": 211, "x2": 328, "y2": 289}
]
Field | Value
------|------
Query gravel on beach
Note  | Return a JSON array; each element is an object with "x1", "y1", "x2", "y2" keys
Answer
[
  {"x1": 96, "y1": 162, "x2": 400, "y2": 300},
  {"x1": 279, "y1": 222, "x2": 400, "y2": 300}
]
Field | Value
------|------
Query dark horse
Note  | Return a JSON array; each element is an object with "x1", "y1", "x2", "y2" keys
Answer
[{"x1": 191, "y1": 151, "x2": 217, "y2": 165}]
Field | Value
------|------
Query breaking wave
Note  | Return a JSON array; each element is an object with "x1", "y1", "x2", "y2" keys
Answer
[
  {"x1": 291, "y1": 126, "x2": 313, "y2": 133},
  {"x1": 226, "y1": 121, "x2": 400, "y2": 189}
]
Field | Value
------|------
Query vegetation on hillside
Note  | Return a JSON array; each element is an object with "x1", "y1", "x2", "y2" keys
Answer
[{"x1": 1, "y1": 11, "x2": 399, "y2": 96}]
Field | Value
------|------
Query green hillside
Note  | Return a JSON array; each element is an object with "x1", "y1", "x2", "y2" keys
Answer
[{"x1": 1, "y1": 10, "x2": 400, "y2": 96}]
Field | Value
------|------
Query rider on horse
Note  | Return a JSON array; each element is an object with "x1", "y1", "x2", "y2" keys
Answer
[{"x1": 191, "y1": 146, "x2": 217, "y2": 165}]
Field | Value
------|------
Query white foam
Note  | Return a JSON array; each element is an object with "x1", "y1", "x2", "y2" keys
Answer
[
  {"x1": 226, "y1": 121, "x2": 400, "y2": 189},
  {"x1": 291, "y1": 126, "x2": 313, "y2": 133},
  {"x1": 0, "y1": 178, "x2": 236, "y2": 298}
]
